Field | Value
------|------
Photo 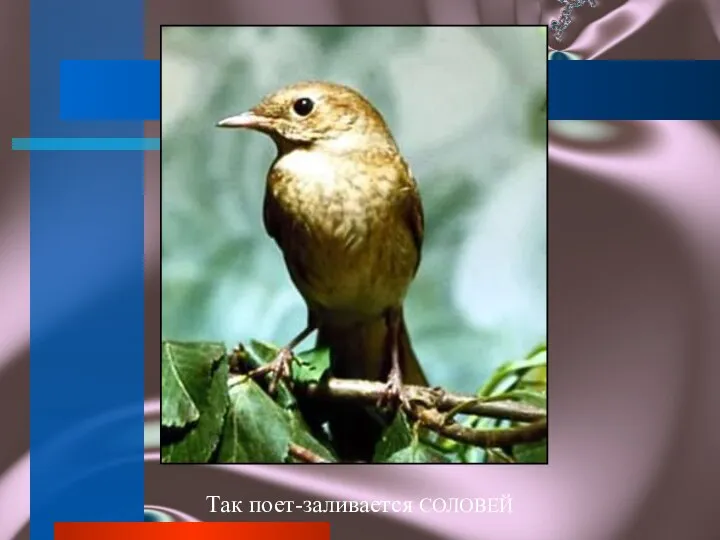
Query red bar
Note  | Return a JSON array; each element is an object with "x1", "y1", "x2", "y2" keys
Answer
[{"x1": 55, "y1": 522, "x2": 330, "y2": 540}]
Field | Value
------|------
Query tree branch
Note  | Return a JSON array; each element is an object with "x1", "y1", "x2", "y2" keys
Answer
[
  {"x1": 294, "y1": 377, "x2": 545, "y2": 423},
  {"x1": 287, "y1": 442, "x2": 331, "y2": 463},
  {"x1": 229, "y1": 347, "x2": 547, "y2": 451},
  {"x1": 411, "y1": 408, "x2": 547, "y2": 448}
]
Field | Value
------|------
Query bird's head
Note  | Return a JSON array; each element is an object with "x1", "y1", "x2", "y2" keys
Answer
[{"x1": 217, "y1": 81, "x2": 396, "y2": 154}]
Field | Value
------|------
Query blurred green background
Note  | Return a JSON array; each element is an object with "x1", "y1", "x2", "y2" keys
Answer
[{"x1": 161, "y1": 27, "x2": 547, "y2": 395}]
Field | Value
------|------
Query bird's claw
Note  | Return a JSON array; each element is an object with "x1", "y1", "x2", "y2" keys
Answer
[
  {"x1": 248, "y1": 347, "x2": 295, "y2": 395},
  {"x1": 377, "y1": 370, "x2": 410, "y2": 412}
]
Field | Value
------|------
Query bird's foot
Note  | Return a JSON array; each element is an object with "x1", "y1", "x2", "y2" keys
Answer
[
  {"x1": 377, "y1": 368, "x2": 411, "y2": 412},
  {"x1": 248, "y1": 347, "x2": 296, "y2": 395}
]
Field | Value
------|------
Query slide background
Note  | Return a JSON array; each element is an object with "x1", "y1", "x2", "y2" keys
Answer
[{"x1": 2, "y1": 1, "x2": 720, "y2": 540}]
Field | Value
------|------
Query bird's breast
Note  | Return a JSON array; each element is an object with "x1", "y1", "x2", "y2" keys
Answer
[
  {"x1": 268, "y1": 149, "x2": 417, "y2": 320},
  {"x1": 271, "y1": 149, "x2": 396, "y2": 242}
]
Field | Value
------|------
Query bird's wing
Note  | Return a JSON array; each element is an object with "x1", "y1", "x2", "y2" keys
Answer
[
  {"x1": 262, "y1": 170, "x2": 313, "y2": 288},
  {"x1": 401, "y1": 160, "x2": 425, "y2": 276},
  {"x1": 262, "y1": 186, "x2": 283, "y2": 246},
  {"x1": 263, "y1": 166, "x2": 295, "y2": 247}
]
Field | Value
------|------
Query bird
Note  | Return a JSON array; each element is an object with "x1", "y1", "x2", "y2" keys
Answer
[{"x1": 217, "y1": 81, "x2": 428, "y2": 461}]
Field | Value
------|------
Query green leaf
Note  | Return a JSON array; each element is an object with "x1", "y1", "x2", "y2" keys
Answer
[
  {"x1": 215, "y1": 377, "x2": 335, "y2": 463},
  {"x1": 373, "y1": 412, "x2": 413, "y2": 462},
  {"x1": 502, "y1": 389, "x2": 546, "y2": 410},
  {"x1": 293, "y1": 347, "x2": 331, "y2": 384},
  {"x1": 517, "y1": 347, "x2": 547, "y2": 389},
  {"x1": 497, "y1": 352, "x2": 547, "y2": 380},
  {"x1": 478, "y1": 349, "x2": 548, "y2": 398},
  {"x1": 217, "y1": 378, "x2": 293, "y2": 463},
  {"x1": 386, "y1": 442, "x2": 452, "y2": 463},
  {"x1": 288, "y1": 412, "x2": 337, "y2": 462},
  {"x1": 161, "y1": 344, "x2": 229, "y2": 463},
  {"x1": 248, "y1": 341, "x2": 331, "y2": 385},
  {"x1": 246, "y1": 340, "x2": 278, "y2": 365},
  {"x1": 517, "y1": 366, "x2": 546, "y2": 390},
  {"x1": 513, "y1": 440, "x2": 547, "y2": 463},
  {"x1": 526, "y1": 342, "x2": 547, "y2": 358},
  {"x1": 161, "y1": 341, "x2": 226, "y2": 428},
  {"x1": 485, "y1": 448, "x2": 515, "y2": 464}
]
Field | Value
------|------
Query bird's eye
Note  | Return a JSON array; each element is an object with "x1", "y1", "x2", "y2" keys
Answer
[{"x1": 292, "y1": 97, "x2": 314, "y2": 117}]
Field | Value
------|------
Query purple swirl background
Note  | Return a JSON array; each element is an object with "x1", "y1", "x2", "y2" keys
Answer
[{"x1": 3, "y1": 1, "x2": 720, "y2": 539}]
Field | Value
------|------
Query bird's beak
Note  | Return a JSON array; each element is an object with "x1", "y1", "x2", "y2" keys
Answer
[{"x1": 216, "y1": 111, "x2": 266, "y2": 129}]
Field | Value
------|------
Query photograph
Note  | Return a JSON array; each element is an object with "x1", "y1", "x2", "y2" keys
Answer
[{"x1": 160, "y1": 25, "x2": 547, "y2": 464}]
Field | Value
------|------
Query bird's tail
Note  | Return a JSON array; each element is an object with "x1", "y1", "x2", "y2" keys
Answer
[{"x1": 312, "y1": 312, "x2": 427, "y2": 461}]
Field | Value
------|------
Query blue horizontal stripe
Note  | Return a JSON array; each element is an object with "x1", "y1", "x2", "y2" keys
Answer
[
  {"x1": 13, "y1": 137, "x2": 159, "y2": 150},
  {"x1": 60, "y1": 60, "x2": 159, "y2": 121},
  {"x1": 56, "y1": 59, "x2": 720, "y2": 122},
  {"x1": 549, "y1": 60, "x2": 720, "y2": 120}
]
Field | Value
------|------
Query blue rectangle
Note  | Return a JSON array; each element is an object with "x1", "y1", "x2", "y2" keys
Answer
[
  {"x1": 30, "y1": 1, "x2": 145, "y2": 539},
  {"x1": 549, "y1": 60, "x2": 720, "y2": 120},
  {"x1": 61, "y1": 60, "x2": 159, "y2": 121},
  {"x1": 58, "y1": 59, "x2": 720, "y2": 122},
  {"x1": 13, "y1": 137, "x2": 159, "y2": 151}
]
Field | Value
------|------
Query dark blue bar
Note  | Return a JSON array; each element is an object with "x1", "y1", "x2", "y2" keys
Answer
[
  {"x1": 549, "y1": 60, "x2": 720, "y2": 120},
  {"x1": 61, "y1": 60, "x2": 159, "y2": 121},
  {"x1": 30, "y1": 1, "x2": 145, "y2": 539},
  {"x1": 59, "y1": 59, "x2": 720, "y2": 122}
]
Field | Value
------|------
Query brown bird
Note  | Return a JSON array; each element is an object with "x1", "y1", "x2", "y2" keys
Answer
[{"x1": 217, "y1": 81, "x2": 427, "y2": 460}]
